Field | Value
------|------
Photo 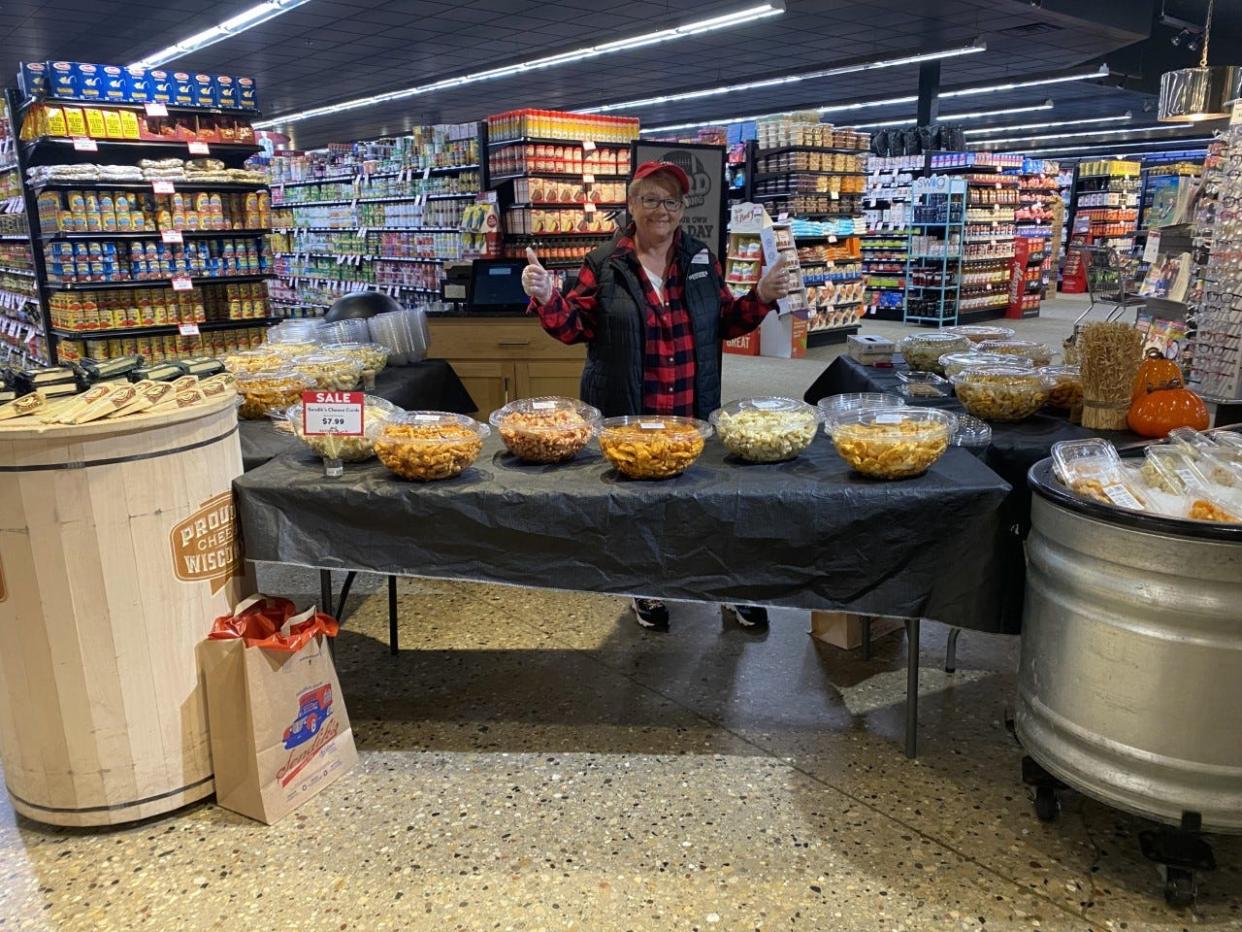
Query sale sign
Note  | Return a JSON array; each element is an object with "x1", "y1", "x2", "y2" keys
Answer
[{"x1": 301, "y1": 391, "x2": 364, "y2": 436}]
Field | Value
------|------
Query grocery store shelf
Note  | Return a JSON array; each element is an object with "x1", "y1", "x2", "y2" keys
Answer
[
  {"x1": 507, "y1": 202, "x2": 626, "y2": 209},
  {"x1": 42, "y1": 228, "x2": 269, "y2": 241},
  {"x1": 488, "y1": 136, "x2": 631, "y2": 148},
  {"x1": 25, "y1": 137, "x2": 260, "y2": 155},
  {"x1": 273, "y1": 165, "x2": 480, "y2": 187},
  {"x1": 32, "y1": 180, "x2": 268, "y2": 194},
  {"x1": 275, "y1": 192, "x2": 479, "y2": 207},
  {"x1": 504, "y1": 231, "x2": 615, "y2": 240},
  {"x1": 51, "y1": 317, "x2": 279, "y2": 341},
  {"x1": 48, "y1": 273, "x2": 271, "y2": 291},
  {"x1": 273, "y1": 226, "x2": 460, "y2": 234},
  {"x1": 752, "y1": 170, "x2": 868, "y2": 181},
  {"x1": 18, "y1": 96, "x2": 262, "y2": 118},
  {"x1": 488, "y1": 172, "x2": 630, "y2": 185},
  {"x1": 756, "y1": 145, "x2": 867, "y2": 157},
  {"x1": 275, "y1": 253, "x2": 452, "y2": 264},
  {"x1": 0, "y1": 266, "x2": 35, "y2": 277},
  {"x1": 0, "y1": 233, "x2": 30, "y2": 241},
  {"x1": 806, "y1": 323, "x2": 860, "y2": 346}
]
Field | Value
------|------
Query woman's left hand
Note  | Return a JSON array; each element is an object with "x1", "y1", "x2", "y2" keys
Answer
[{"x1": 757, "y1": 254, "x2": 791, "y2": 304}]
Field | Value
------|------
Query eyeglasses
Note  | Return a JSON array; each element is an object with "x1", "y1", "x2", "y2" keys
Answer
[{"x1": 637, "y1": 195, "x2": 686, "y2": 211}]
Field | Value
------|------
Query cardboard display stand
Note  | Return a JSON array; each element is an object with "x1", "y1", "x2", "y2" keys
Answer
[{"x1": 723, "y1": 202, "x2": 809, "y2": 358}]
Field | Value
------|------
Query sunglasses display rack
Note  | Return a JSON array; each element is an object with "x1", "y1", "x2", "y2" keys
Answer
[{"x1": 1188, "y1": 125, "x2": 1242, "y2": 404}]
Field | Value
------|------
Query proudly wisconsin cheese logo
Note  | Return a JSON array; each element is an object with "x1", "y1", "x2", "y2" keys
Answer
[{"x1": 170, "y1": 492, "x2": 242, "y2": 594}]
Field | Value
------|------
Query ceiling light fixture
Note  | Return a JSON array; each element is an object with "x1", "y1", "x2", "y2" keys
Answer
[
  {"x1": 1158, "y1": 0, "x2": 1239, "y2": 122},
  {"x1": 582, "y1": 41, "x2": 985, "y2": 114},
  {"x1": 855, "y1": 100, "x2": 1053, "y2": 128},
  {"x1": 964, "y1": 112, "x2": 1132, "y2": 135},
  {"x1": 255, "y1": 1, "x2": 784, "y2": 129},
  {"x1": 639, "y1": 65, "x2": 1110, "y2": 134},
  {"x1": 969, "y1": 122, "x2": 1219, "y2": 146},
  {"x1": 130, "y1": 0, "x2": 315, "y2": 69}
]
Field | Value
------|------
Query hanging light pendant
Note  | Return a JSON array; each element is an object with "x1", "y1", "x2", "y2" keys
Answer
[{"x1": 1158, "y1": 0, "x2": 1238, "y2": 122}]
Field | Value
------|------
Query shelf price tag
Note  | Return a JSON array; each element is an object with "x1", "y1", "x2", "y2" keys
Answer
[
  {"x1": 583, "y1": 201, "x2": 596, "y2": 213},
  {"x1": 161, "y1": 229, "x2": 183, "y2": 244},
  {"x1": 582, "y1": 172, "x2": 595, "y2": 185},
  {"x1": 581, "y1": 140, "x2": 596, "y2": 152},
  {"x1": 301, "y1": 390, "x2": 365, "y2": 437},
  {"x1": 72, "y1": 137, "x2": 98, "y2": 152},
  {"x1": 187, "y1": 141, "x2": 210, "y2": 155},
  {"x1": 144, "y1": 102, "x2": 169, "y2": 117},
  {"x1": 178, "y1": 322, "x2": 200, "y2": 336},
  {"x1": 153, "y1": 180, "x2": 176, "y2": 194},
  {"x1": 171, "y1": 274, "x2": 194, "y2": 291}
]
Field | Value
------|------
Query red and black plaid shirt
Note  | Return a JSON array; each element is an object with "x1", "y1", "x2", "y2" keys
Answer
[{"x1": 529, "y1": 230, "x2": 773, "y2": 415}]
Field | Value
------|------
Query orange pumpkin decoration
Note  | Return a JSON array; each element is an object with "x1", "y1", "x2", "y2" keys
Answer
[
  {"x1": 1131, "y1": 348, "x2": 1184, "y2": 403},
  {"x1": 1127, "y1": 378, "x2": 1209, "y2": 438}
]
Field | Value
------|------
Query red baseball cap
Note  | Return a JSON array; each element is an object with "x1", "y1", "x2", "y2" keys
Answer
[{"x1": 632, "y1": 160, "x2": 690, "y2": 194}]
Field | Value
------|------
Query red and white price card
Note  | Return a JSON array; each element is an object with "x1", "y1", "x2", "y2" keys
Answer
[
  {"x1": 161, "y1": 229, "x2": 183, "y2": 243},
  {"x1": 72, "y1": 137, "x2": 98, "y2": 151},
  {"x1": 178, "y1": 321, "x2": 200, "y2": 336},
  {"x1": 171, "y1": 274, "x2": 194, "y2": 291},
  {"x1": 582, "y1": 172, "x2": 595, "y2": 185},
  {"x1": 301, "y1": 391, "x2": 365, "y2": 436},
  {"x1": 144, "y1": 102, "x2": 169, "y2": 117},
  {"x1": 187, "y1": 141, "x2": 210, "y2": 155},
  {"x1": 152, "y1": 180, "x2": 176, "y2": 194}
]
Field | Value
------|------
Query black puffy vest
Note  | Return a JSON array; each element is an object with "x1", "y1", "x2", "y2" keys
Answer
[{"x1": 578, "y1": 230, "x2": 724, "y2": 419}]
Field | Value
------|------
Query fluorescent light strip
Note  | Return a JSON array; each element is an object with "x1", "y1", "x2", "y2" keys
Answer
[
  {"x1": 639, "y1": 65, "x2": 1110, "y2": 134},
  {"x1": 998, "y1": 138, "x2": 1214, "y2": 156},
  {"x1": 968, "y1": 123, "x2": 1217, "y2": 146},
  {"x1": 964, "y1": 112, "x2": 1131, "y2": 135},
  {"x1": 130, "y1": 0, "x2": 314, "y2": 69},
  {"x1": 255, "y1": 2, "x2": 782, "y2": 129},
  {"x1": 855, "y1": 101, "x2": 1053, "y2": 128},
  {"x1": 583, "y1": 42, "x2": 984, "y2": 114}
]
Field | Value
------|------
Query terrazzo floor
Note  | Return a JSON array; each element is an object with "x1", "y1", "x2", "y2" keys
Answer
[{"x1": 2, "y1": 577, "x2": 1240, "y2": 931}]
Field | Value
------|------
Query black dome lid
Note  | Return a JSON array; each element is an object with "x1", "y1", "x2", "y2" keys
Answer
[{"x1": 324, "y1": 290, "x2": 403, "y2": 322}]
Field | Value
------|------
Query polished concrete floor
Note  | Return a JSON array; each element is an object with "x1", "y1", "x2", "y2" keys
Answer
[
  {"x1": 1, "y1": 578, "x2": 1240, "y2": 931},
  {"x1": 5, "y1": 295, "x2": 1239, "y2": 930}
]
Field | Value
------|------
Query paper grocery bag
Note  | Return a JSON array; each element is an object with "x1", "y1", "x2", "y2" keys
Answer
[{"x1": 198, "y1": 597, "x2": 358, "y2": 824}]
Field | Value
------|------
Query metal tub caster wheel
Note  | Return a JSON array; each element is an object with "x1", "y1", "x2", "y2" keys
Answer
[
  {"x1": 1163, "y1": 867, "x2": 1197, "y2": 908},
  {"x1": 1034, "y1": 785, "x2": 1060, "y2": 822}
]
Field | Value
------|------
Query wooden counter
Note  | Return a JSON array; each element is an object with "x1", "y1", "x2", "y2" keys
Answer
[{"x1": 428, "y1": 316, "x2": 586, "y2": 418}]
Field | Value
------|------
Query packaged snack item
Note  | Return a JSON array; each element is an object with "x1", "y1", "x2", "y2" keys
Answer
[
  {"x1": 953, "y1": 366, "x2": 1051, "y2": 422},
  {"x1": 490, "y1": 396, "x2": 601, "y2": 464},
  {"x1": 598, "y1": 416, "x2": 711, "y2": 479},
  {"x1": 710, "y1": 397, "x2": 819, "y2": 462},
  {"x1": 289, "y1": 353, "x2": 363, "y2": 392},
  {"x1": 375, "y1": 413, "x2": 489, "y2": 480},
  {"x1": 1052, "y1": 439, "x2": 1148, "y2": 510},
  {"x1": 829, "y1": 407, "x2": 953, "y2": 479},
  {"x1": 236, "y1": 370, "x2": 312, "y2": 419},
  {"x1": 898, "y1": 332, "x2": 972, "y2": 373},
  {"x1": 287, "y1": 396, "x2": 402, "y2": 464},
  {"x1": 1040, "y1": 365, "x2": 1083, "y2": 412},
  {"x1": 976, "y1": 339, "x2": 1054, "y2": 367}
]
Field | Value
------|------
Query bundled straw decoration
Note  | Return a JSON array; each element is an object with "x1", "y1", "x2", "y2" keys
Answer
[{"x1": 1079, "y1": 322, "x2": 1143, "y2": 430}]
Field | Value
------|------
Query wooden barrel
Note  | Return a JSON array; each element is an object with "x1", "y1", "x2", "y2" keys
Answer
[{"x1": 0, "y1": 394, "x2": 251, "y2": 826}]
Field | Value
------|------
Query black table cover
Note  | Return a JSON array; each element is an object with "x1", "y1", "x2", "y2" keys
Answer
[
  {"x1": 235, "y1": 434, "x2": 1014, "y2": 632},
  {"x1": 239, "y1": 359, "x2": 476, "y2": 471}
]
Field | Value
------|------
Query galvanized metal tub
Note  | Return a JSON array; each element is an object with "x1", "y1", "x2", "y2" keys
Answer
[{"x1": 1017, "y1": 459, "x2": 1242, "y2": 833}]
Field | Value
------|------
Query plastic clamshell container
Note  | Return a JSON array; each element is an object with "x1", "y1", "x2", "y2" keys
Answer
[
  {"x1": 710, "y1": 397, "x2": 820, "y2": 462},
  {"x1": 1039, "y1": 365, "x2": 1083, "y2": 411},
  {"x1": 374, "y1": 411, "x2": 490, "y2": 481},
  {"x1": 286, "y1": 395, "x2": 401, "y2": 465},
  {"x1": 829, "y1": 407, "x2": 954, "y2": 479},
  {"x1": 490, "y1": 396, "x2": 601, "y2": 464},
  {"x1": 951, "y1": 414, "x2": 992, "y2": 453},
  {"x1": 1051, "y1": 438, "x2": 1148, "y2": 511},
  {"x1": 952, "y1": 365, "x2": 1051, "y2": 422},
  {"x1": 598, "y1": 415, "x2": 712, "y2": 479},
  {"x1": 898, "y1": 332, "x2": 972, "y2": 373},
  {"x1": 1141, "y1": 444, "x2": 1204, "y2": 495},
  {"x1": 236, "y1": 370, "x2": 313, "y2": 420},
  {"x1": 289, "y1": 352, "x2": 363, "y2": 392},
  {"x1": 938, "y1": 351, "x2": 1031, "y2": 380},
  {"x1": 896, "y1": 370, "x2": 952, "y2": 400},
  {"x1": 976, "y1": 339, "x2": 1054, "y2": 367},
  {"x1": 944, "y1": 324, "x2": 1015, "y2": 344}
]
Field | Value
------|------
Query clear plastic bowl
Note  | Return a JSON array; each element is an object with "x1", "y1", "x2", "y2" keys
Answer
[
  {"x1": 490, "y1": 396, "x2": 601, "y2": 463},
  {"x1": 896, "y1": 370, "x2": 952, "y2": 399},
  {"x1": 710, "y1": 397, "x2": 819, "y2": 462},
  {"x1": 938, "y1": 351, "x2": 1032, "y2": 381},
  {"x1": 898, "y1": 332, "x2": 972, "y2": 373},
  {"x1": 236, "y1": 370, "x2": 314, "y2": 420},
  {"x1": 598, "y1": 415, "x2": 712, "y2": 479},
  {"x1": 829, "y1": 407, "x2": 954, "y2": 479},
  {"x1": 976, "y1": 339, "x2": 1054, "y2": 367},
  {"x1": 1039, "y1": 365, "x2": 1083, "y2": 411},
  {"x1": 286, "y1": 395, "x2": 402, "y2": 463},
  {"x1": 264, "y1": 340, "x2": 320, "y2": 358},
  {"x1": 374, "y1": 412, "x2": 490, "y2": 481},
  {"x1": 223, "y1": 348, "x2": 287, "y2": 374},
  {"x1": 952, "y1": 366, "x2": 1051, "y2": 422},
  {"x1": 945, "y1": 324, "x2": 1015, "y2": 344},
  {"x1": 289, "y1": 352, "x2": 364, "y2": 392},
  {"x1": 951, "y1": 414, "x2": 992, "y2": 455},
  {"x1": 328, "y1": 341, "x2": 391, "y2": 374}
]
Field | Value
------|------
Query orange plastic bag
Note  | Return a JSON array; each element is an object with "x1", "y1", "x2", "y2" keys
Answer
[{"x1": 209, "y1": 595, "x2": 339, "y2": 652}]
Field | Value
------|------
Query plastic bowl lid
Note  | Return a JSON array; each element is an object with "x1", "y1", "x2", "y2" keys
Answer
[
  {"x1": 829, "y1": 405, "x2": 956, "y2": 439},
  {"x1": 599, "y1": 415, "x2": 713, "y2": 440},
  {"x1": 237, "y1": 369, "x2": 314, "y2": 387},
  {"x1": 951, "y1": 364, "x2": 1049, "y2": 388},
  {"x1": 977, "y1": 339, "x2": 1053, "y2": 360},
  {"x1": 898, "y1": 332, "x2": 972, "y2": 347},
  {"x1": 938, "y1": 351, "x2": 1031, "y2": 372},
  {"x1": 951, "y1": 414, "x2": 992, "y2": 447},
  {"x1": 489, "y1": 396, "x2": 602, "y2": 433},
  {"x1": 711, "y1": 396, "x2": 819, "y2": 423},
  {"x1": 1038, "y1": 364, "x2": 1080, "y2": 377},
  {"x1": 380, "y1": 411, "x2": 491, "y2": 443},
  {"x1": 816, "y1": 392, "x2": 905, "y2": 415},
  {"x1": 945, "y1": 324, "x2": 1015, "y2": 342}
]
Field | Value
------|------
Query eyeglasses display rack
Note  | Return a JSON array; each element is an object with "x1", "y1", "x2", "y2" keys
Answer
[
  {"x1": 5, "y1": 80, "x2": 275, "y2": 366},
  {"x1": 267, "y1": 123, "x2": 487, "y2": 311}
]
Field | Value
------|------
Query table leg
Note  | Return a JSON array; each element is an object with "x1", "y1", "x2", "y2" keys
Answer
[
  {"x1": 861, "y1": 616, "x2": 873, "y2": 661},
  {"x1": 319, "y1": 569, "x2": 333, "y2": 617},
  {"x1": 945, "y1": 627, "x2": 961, "y2": 674},
  {"x1": 905, "y1": 617, "x2": 920, "y2": 759},
  {"x1": 388, "y1": 575, "x2": 399, "y2": 655}
]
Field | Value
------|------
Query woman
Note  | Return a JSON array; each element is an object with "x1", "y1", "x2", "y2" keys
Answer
[{"x1": 522, "y1": 160, "x2": 792, "y2": 631}]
